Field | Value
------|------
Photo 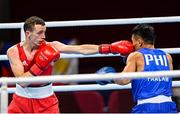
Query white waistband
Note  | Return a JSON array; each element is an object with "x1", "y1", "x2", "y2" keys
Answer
[
  {"x1": 137, "y1": 95, "x2": 172, "y2": 105},
  {"x1": 15, "y1": 83, "x2": 54, "y2": 98}
]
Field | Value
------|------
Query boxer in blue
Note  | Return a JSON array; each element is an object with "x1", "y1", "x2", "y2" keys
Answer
[{"x1": 114, "y1": 24, "x2": 177, "y2": 113}]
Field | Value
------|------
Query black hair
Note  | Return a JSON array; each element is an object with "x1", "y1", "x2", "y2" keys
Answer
[{"x1": 131, "y1": 24, "x2": 156, "y2": 44}]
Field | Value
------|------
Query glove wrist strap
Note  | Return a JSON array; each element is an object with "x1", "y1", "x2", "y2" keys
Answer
[
  {"x1": 99, "y1": 44, "x2": 111, "y2": 54},
  {"x1": 30, "y1": 64, "x2": 43, "y2": 76}
]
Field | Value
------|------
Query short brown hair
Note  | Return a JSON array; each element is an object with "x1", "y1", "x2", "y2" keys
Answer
[{"x1": 23, "y1": 16, "x2": 45, "y2": 32}]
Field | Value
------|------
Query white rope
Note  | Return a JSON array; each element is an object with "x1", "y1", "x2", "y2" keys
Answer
[
  {"x1": 0, "y1": 55, "x2": 8, "y2": 61},
  {"x1": 7, "y1": 84, "x2": 130, "y2": 93},
  {"x1": 0, "y1": 23, "x2": 23, "y2": 29},
  {"x1": 1, "y1": 70, "x2": 180, "y2": 113},
  {"x1": 6, "y1": 81, "x2": 180, "y2": 93},
  {"x1": 159, "y1": 47, "x2": 180, "y2": 54},
  {"x1": 1, "y1": 47, "x2": 180, "y2": 61},
  {"x1": 45, "y1": 16, "x2": 180, "y2": 27},
  {"x1": 0, "y1": 53, "x2": 119, "y2": 61},
  {"x1": 1, "y1": 70, "x2": 180, "y2": 85},
  {"x1": 0, "y1": 16, "x2": 180, "y2": 61},
  {"x1": 0, "y1": 16, "x2": 180, "y2": 29}
]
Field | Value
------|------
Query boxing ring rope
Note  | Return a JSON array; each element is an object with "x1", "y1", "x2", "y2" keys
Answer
[
  {"x1": 1, "y1": 16, "x2": 180, "y2": 29},
  {"x1": 1, "y1": 70, "x2": 180, "y2": 112},
  {"x1": 1, "y1": 70, "x2": 180, "y2": 85},
  {"x1": 6, "y1": 81, "x2": 180, "y2": 93},
  {"x1": 1, "y1": 16, "x2": 180, "y2": 113},
  {"x1": 1, "y1": 47, "x2": 180, "y2": 61},
  {"x1": 1, "y1": 16, "x2": 180, "y2": 60}
]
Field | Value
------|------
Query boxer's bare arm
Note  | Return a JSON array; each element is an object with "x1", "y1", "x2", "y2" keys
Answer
[
  {"x1": 114, "y1": 52, "x2": 138, "y2": 85},
  {"x1": 50, "y1": 41, "x2": 99, "y2": 54},
  {"x1": 167, "y1": 53, "x2": 173, "y2": 70},
  {"x1": 7, "y1": 46, "x2": 32, "y2": 77}
]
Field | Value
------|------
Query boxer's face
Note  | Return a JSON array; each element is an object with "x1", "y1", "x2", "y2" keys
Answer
[
  {"x1": 27, "y1": 24, "x2": 46, "y2": 46},
  {"x1": 131, "y1": 34, "x2": 143, "y2": 51}
]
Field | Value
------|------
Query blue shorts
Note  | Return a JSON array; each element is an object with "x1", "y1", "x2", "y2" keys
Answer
[{"x1": 132, "y1": 102, "x2": 177, "y2": 113}]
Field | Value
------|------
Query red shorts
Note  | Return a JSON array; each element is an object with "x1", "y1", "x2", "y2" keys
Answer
[{"x1": 8, "y1": 93, "x2": 60, "y2": 113}]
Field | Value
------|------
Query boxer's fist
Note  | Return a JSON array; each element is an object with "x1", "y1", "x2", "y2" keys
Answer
[
  {"x1": 99, "y1": 40, "x2": 133, "y2": 55},
  {"x1": 96, "y1": 66, "x2": 116, "y2": 85},
  {"x1": 30, "y1": 43, "x2": 60, "y2": 75}
]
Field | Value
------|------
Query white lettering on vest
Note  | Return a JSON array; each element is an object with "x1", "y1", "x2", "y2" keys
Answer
[
  {"x1": 148, "y1": 77, "x2": 169, "y2": 82},
  {"x1": 144, "y1": 54, "x2": 168, "y2": 66}
]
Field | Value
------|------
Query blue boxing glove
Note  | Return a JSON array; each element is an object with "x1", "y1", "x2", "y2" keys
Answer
[{"x1": 96, "y1": 66, "x2": 116, "y2": 85}]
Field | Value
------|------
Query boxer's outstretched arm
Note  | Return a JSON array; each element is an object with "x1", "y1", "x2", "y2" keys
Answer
[
  {"x1": 50, "y1": 41, "x2": 99, "y2": 54},
  {"x1": 50, "y1": 40, "x2": 133, "y2": 55}
]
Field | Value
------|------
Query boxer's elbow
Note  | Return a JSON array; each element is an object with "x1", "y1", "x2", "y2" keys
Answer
[{"x1": 114, "y1": 79, "x2": 131, "y2": 85}]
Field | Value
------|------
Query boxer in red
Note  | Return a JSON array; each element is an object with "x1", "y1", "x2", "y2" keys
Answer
[{"x1": 7, "y1": 16, "x2": 133, "y2": 113}]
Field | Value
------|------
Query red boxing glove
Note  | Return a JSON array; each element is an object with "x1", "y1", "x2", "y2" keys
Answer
[
  {"x1": 30, "y1": 43, "x2": 60, "y2": 76},
  {"x1": 99, "y1": 40, "x2": 134, "y2": 55}
]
